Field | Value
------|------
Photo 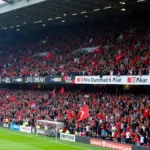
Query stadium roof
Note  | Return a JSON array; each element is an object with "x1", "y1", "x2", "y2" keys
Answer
[
  {"x1": 0, "y1": 0, "x2": 5, "y2": 5},
  {"x1": 0, "y1": 0, "x2": 150, "y2": 32}
]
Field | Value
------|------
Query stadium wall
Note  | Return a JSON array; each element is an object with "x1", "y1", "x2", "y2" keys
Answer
[
  {"x1": 132, "y1": 145, "x2": 150, "y2": 150},
  {"x1": 75, "y1": 135, "x2": 90, "y2": 144}
]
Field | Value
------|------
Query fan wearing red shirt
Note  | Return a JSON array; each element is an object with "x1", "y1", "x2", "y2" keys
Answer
[
  {"x1": 144, "y1": 107, "x2": 149, "y2": 118},
  {"x1": 130, "y1": 130, "x2": 135, "y2": 138},
  {"x1": 116, "y1": 121, "x2": 121, "y2": 132},
  {"x1": 126, "y1": 123, "x2": 131, "y2": 131},
  {"x1": 113, "y1": 132, "x2": 117, "y2": 141},
  {"x1": 121, "y1": 130, "x2": 126, "y2": 143},
  {"x1": 134, "y1": 134, "x2": 140, "y2": 145},
  {"x1": 116, "y1": 131, "x2": 121, "y2": 142},
  {"x1": 147, "y1": 143, "x2": 150, "y2": 148},
  {"x1": 81, "y1": 129, "x2": 86, "y2": 136}
]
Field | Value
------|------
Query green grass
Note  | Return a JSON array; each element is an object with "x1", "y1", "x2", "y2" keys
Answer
[
  {"x1": 0, "y1": 128, "x2": 110, "y2": 150},
  {"x1": 0, "y1": 128, "x2": 111, "y2": 150}
]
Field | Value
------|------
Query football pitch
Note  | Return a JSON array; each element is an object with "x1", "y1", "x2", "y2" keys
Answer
[{"x1": 0, "y1": 128, "x2": 111, "y2": 150}]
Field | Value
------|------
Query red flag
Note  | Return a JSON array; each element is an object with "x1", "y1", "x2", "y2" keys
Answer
[
  {"x1": 92, "y1": 60, "x2": 97, "y2": 66},
  {"x1": 8, "y1": 95, "x2": 16, "y2": 102},
  {"x1": 93, "y1": 46, "x2": 103, "y2": 54},
  {"x1": 115, "y1": 54, "x2": 123, "y2": 62},
  {"x1": 43, "y1": 52, "x2": 53, "y2": 60},
  {"x1": 60, "y1": 87, "x2": 64, "y2": 95},
  {"x1": 3, "y1": 105, "x2": 8, "y2": 110},
  {"x1": 66, "y1": 110, "x2": 73, "y2": 120},
  {"x1": 99, "y1": 114, "x2": 105, "y2": 120},
  {"x1": 78, "y1": 105, "x2": 89, "y2": 121},
  {"x1": 144, "y1": 109, "x2": 149, "y2": 118}
]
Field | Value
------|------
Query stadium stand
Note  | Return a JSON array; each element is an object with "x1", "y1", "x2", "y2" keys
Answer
[
  {"x1": 0, "y1": 18, "x2": 150, "y2": 77},
  {"x1": 0, "y1": 2, "x2": 150, "y2": 149},
  {"x1": 0, "y1": 87, "x2": 150, "y2": 147}
]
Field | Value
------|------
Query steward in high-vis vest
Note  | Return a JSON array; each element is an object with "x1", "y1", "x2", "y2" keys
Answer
[
  {"x1": 36, "y1": 125, "x2": 40, "y2": 130},
  {"x1": 75, "y1": 131, "x2": 78, "y2": 135},
  {"x1": 65, "y1": 130, "x2": 70, "y2": 134},
  {"x1": 5, "y1": 118, "x2": 9, "y2": 123},
  {"x1": 23, "y1": 121, "x2": 28, "y2": 126},
  {"x1": 59, "y1": 129, "x2": 63, "y2": 133}
]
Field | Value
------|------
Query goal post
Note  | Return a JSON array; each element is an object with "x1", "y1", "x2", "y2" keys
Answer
[{"x1": 36, "y1": 120, "x2": 64, "y2": 142}]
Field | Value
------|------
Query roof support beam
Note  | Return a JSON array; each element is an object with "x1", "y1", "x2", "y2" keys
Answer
[
  {"x1": 3, "y1": 0, "x2": 13, "y2": 4},
  {"x1": 0, "y1": 0, "x2": 46, "y2": 14}
]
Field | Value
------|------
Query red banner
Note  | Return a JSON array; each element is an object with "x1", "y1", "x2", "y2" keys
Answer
[{"x1": 90, "y1": 138, "x2": 132, "y2": 150}]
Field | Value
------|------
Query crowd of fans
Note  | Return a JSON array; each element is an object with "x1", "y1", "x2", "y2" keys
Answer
[
  {"x1": 0, "y1": 88, "x2": 150, "y2": 147},
  {"x1": 0, "y1": 19, "x2": 150, "y2": 77},
  {"x1": 0, "y1": 16, "x2": 150, "y2": 149}
]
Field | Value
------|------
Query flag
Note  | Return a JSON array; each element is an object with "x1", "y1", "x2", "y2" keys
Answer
[
  {"x1": 43, "y1": 52, "x2": 53, "y2": 60},
  {"x1": 78, "y1": 105, "x2": 89, "y2": 121},
  {"x1": 92, "y1": 60, "x2": 97, "y2": 66},
  {"x1": 99, "y1": 114, "x2": 105, "y2": 120},
  {"x1": 93, "y1": 46, "x2": 103, "y2": 54},
  {"x1": 3, "y1": 105, "x2": 8, "y2": 110},
  {"x1": 31, "y1": 103, "x2": 36, "y2": 110},
  {"x1": 8, "y1": 95, "x2": 16, "y2": 102},
  {"x1": 115, "y1": 54, "x2": 123, "y2": 62},
  {"x1": 60, "y1": 87, "x2": 64, "y2": 95},
  {"x1": 52, "y1": 88, "x2": 56, "y2": 97},
  {"x1": 66, "y1": 110, "x2": 73, "y2": 120}
]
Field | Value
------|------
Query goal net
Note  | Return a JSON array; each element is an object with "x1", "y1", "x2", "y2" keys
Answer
[{"x1": 36, "y1": 120, "x2": 64, "y2": 142}]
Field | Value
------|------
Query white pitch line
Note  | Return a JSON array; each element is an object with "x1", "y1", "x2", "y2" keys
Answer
[{"x1": 0, "y1": 128, "x2": 88, "y2": 150}]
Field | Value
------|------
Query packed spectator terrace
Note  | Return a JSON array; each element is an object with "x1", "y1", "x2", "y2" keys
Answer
[
  {"x1": 0, "y1": 14, "x2": 150, "y2": 148},
  {"x1": 0, "y1": 15, "x2": 150, "y2": 77},
  {"x1": 0, "y1": 86, "x2": 150, "y2": 147}
]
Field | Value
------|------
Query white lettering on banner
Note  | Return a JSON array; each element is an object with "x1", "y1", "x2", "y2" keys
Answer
[
  {"x1": 37, "y1": 130, "x2": 44, "y2": 135},
  {"x1": 25, "y1": 77, "x2": 45, "y2": 83},
  {"x1": 75, "y1": 76, "x2": 150, "y2": 85},
  {"x1": 20, "y1": 126, "x2": 31, "y2": 133},
  {"x1": 31, "y1": 128, "x2": 35, "y2": 134},
  {"x1": 3, "y1": 124, "x2": 9, "y2": 128},
  {"x1": 60, "y1": 133, "x2": 75, "y2": 142},
  {"x1": 14, "y1": 125, "x2": 19, "y2": 129},
  {"x1": 91, "y1": 139, "x2": 132, "y2": 150},
  {"x1": 64, "y1": 76, "x2": 72, "y2": 83}
]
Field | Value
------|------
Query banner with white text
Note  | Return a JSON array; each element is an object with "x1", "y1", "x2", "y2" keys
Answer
[
  {"x1": 20, "y1": 126, "x2": 31, "y2": 133},
  {"x1": 75, "y1": 76, "x2": 150, "y2": 85},
  {"x1": 60, "y1": 133, "x2": 75, "y2": 142}
]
